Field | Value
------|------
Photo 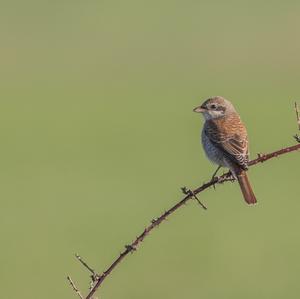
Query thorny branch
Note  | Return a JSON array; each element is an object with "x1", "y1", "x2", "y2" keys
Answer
[{"x1": 68, "y1": 105, "x2": 300, "y2": 299}]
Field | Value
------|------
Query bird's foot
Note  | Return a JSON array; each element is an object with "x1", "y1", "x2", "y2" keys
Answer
[{"x1": 210, "y1": 166, "x2": 222, "y2": 189}]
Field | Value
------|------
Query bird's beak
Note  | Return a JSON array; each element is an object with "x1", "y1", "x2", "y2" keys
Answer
[{"x1": 193, "y1": 106, "x2": 206, "y2": 113}]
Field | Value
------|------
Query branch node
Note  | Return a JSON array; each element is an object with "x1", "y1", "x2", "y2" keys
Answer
[
  {"x1": 257, "y1": 153, "x2": 265, "y2": 158},
  {"x1": 151, "y1": 217, "x2": 158, "y2": 224},
  {"x1": 90, "y1": 273, "x2": 99, "y2": 282},
  {"x1": 125, "y1": 244, "x2": 136, "y2": 252},
  {"x1": 216, "y1": 172, "x2": 235, "y2": 184},
  {"x1": 181, "y1": 187, "x2": 207, "y2": 210}
]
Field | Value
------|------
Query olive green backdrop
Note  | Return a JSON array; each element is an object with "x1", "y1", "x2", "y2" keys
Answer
[{"x1": 1, "y1": 1, "x2": 300, "y2": 298}]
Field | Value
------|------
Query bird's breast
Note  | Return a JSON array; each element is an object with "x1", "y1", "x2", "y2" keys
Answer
[{"x1": 201, "y1": 129, "x2": 227, "y2": 167}]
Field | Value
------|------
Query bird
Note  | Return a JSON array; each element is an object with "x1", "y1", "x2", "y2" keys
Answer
[{"x1": 193, "y1": 96, "x2": 257, "y2": 205}]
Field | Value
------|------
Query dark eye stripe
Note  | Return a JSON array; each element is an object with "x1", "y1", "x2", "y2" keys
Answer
[{"x1": 216, "y1": 106, "x2": 226, "y2": 112}]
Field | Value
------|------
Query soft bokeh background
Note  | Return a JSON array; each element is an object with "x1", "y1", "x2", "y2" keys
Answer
[{"x1": 1, "y1": 1, "x2": 300, "y2": 298}]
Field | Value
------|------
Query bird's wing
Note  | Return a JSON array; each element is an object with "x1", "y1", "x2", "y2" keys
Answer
[{"x1": 204, "y1": 117, "x2": 249, "y2": 169}]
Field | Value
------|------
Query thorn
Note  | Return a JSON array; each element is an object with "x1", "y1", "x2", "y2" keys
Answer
[
  {"x1": 90, "y1": 273, "x2": 100, "y2": 282},
  {"x1": 183, "y1": 188, "x2": 207, "y2": 210},
  {"x1": 294, "y1": 134, "x2": 300, "y2": 143},
  {"x1": 125, "y1": 244, "x2": 136, "y2": 252},
  {"x1": 181, "y1": 186, "x2": 189, "y2": 195},
  {"x1": 151, "y1": 218, "x2": 158, "y2": 224}
]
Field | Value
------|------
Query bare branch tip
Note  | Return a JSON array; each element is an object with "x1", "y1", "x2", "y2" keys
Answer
[
  {"x1": 67, "y1": 276, "x2": 84, "y2": 299},
  {"x1": 294, "y1": 101, "x2": 300, "y2": 131},
  {"x1": 75, "y1": 253, "x2": 96, "y2": 276}
]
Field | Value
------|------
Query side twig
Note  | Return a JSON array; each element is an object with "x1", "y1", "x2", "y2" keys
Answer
[
  {"x1": 67, "y1": 276, "x2": 84, "y2": 299},
  {"x1": 76, "y1": 142, "x2": 300, "y2": 299},
  {"x1": 74, "y1": 254, "x2": 99, "y2": 299},
  {"x1": 294, "y1": 102, "x2": 300, "y2": 143},
  {"x1": 295, "y1": 102, "x2": 300, "y2": 130},
  {"x1": 75, "y1": 254, "x2": 97, "y2": 277}
]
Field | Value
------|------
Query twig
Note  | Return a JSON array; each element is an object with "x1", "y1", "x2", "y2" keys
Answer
[
  {"x1": 67, "y1": 276, "x2": 84, "y2": 299},
  {"x1": 294, "y1": 102, "x2": 300, "y2": 143},
  {"x1": 82, "y1": 142, "x2": 300, "y2": 299},
  {"x1": 75, "y1": 254, "x2": 97, "y2": 276},
  {"x1": 295, "y1": 102, "x2": 300, "y2": 131},
  {"x1": 75, "y1": 254, "x2": 99, "y2": 298},
  {"x1": 181, "y1": 187, "x2": 207, "y2": 210}
]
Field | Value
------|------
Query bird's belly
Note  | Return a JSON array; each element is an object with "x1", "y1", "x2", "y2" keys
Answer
[{"x1": 201, "y1": 131, "x2": 227, "y2": 167}]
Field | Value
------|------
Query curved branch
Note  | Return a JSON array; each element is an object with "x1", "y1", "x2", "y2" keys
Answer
[{"x1": 84, "y1": 142, "x2": 300, "y2": 299}]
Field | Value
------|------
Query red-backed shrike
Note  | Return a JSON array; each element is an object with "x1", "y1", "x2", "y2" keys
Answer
[{"x1": 194, "y1": 96, "x2": 257, "y2": 205}]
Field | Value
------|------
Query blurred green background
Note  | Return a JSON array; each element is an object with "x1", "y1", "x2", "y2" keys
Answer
[{"x1": 1, "y1": 1, "x2": 300, "y2": 298}]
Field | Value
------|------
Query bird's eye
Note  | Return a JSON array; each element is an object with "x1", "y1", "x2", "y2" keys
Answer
[{"x1": 210, "y1": 104, "x2": 217, "y2": 109}]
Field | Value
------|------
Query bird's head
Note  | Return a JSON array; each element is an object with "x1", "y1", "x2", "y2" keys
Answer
[{"x1": 193, "y1": 96, "x2": 236, "y2": 120}]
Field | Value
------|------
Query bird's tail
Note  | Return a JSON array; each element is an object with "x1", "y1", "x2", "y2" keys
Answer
[{"x1": 237, "y1": 171, "x2": 257, "y2": 205}]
